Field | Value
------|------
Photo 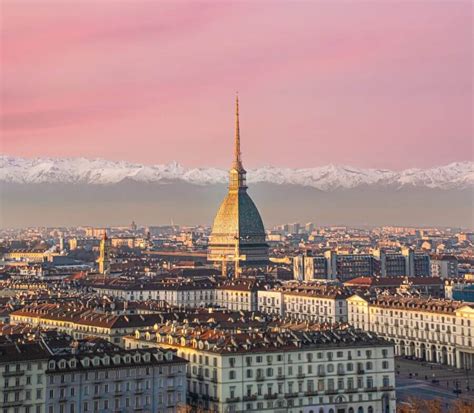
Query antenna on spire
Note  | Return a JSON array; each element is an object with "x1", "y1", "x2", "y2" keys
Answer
[{"x1": 234, "y1": 92, "x2": 242, "y2": 169}]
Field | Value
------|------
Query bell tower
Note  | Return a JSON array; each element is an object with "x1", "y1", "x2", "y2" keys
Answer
[{"x1": 98, "y1": 230, "x2": 111, "y2": 275}]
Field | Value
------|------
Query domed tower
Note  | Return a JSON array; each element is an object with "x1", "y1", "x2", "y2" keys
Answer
[{"x1": 207, "y1": 95, "x2": 269, "y2": 277}]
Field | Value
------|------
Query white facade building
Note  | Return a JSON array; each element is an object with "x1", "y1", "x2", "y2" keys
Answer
[
  {"x1": 258, "y1": 285, "x2": 349, "y2": 323},
  {"x1": 125, "y1": 325, "x2": 396, "y2": 413},
  {"x1": 348, "y1": 295, "x2": 474, "y2": 369}
]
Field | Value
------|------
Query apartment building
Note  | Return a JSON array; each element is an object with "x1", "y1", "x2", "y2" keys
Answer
[
  {"x1": 258, "y1": 284, "x2": 349, "y2": 323},
  {"x1": 125, "y1": 325, "x2": 396, "y2": 413},
  {"x1": 0, "y1": 342, "x2": 49, "y2": 413},
  {"x1": 91, "y1": 279, "x2": 215, "y2": 307},
  {"x1": 295, "y1": 249, "x2": 431, "y2": 280},
  {"x1": 45, "y1": 348, "x2": 187, "y2": 413},
  {"x1": 10, "y1": 304, "x2": 168, "y2": 345},
  {"x1": 214, "y1": 280, "x2": 261, "y2": 311},
  {"x1": 430, "y1": 255, "x2": 459, "y2": 279},
  {"x1": 348, "y1": 295, "x2": 474, "y2": 369}
]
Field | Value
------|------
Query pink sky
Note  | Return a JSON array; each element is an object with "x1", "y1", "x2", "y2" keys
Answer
[{"x1": 1, "y1": 0, "x2": 472, "y2": 169}]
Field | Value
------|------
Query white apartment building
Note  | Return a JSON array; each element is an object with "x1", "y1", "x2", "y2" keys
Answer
[
  {"x1": 258, "y1": 285, "x2": 349, "y2": 323},
  {"x1": 0, "y1": 342, "x2": 49, "y2": 413},
  {"x1": 214, "y1": 280, "x2": 262, "y2": 312},
  {"x1": 124, "y1": 325, "x2": 396, "y2": 413},
  {"x1": 92, "y1": 282, "x2": 215, "y2": 308},
  {"x1": 348, "y1": 295, "x2": 474, "y2": 369}
]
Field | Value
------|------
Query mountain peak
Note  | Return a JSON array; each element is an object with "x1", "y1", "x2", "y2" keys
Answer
[{"x1": 0, "y1": 155, "x2": 472, "y2": 190}]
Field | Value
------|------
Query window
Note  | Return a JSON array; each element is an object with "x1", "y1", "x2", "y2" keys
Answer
[{"x1": 229, "y1": 370, "x2": 236, "y2": 380}]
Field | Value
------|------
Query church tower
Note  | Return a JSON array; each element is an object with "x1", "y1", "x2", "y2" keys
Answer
[
  {"x1": 98, "y1": 230, "x2": 111, "y2": 275},
  {"x1": 207, "y1": 95, "x2": 269, "y2": 277}
]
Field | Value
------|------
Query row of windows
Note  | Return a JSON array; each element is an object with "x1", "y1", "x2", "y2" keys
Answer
[
  {"x1": 227, "y1": 360, "x2": 390, "y2": 380},
  {"x1": 228, "y1": 349, "x2": 386, "y2": 366}
]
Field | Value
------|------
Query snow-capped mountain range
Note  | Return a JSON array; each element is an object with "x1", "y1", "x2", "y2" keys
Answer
[{"x1": 1, "y1": 155, "x2": 473, "y2": 191}]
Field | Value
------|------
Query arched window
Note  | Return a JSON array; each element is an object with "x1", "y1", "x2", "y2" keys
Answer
[
  {"x1": 349, "y1": 408, "x2": 354, "y2": 413},
  {"x1": 329, "y1": 409, "x2": 335, "y2": 413},
  {"x1": 368, "y1": 407, "x2": 374, "y2": 413},
  {"x1": 358, "y1": 407, "x2": 364, "y2": 413}
]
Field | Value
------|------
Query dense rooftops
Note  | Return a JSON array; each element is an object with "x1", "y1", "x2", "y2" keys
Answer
[
  {"x1": 366, "y1": 295, "x2": 474, "y2": 314},
  {"x1": 47, "y1": 348, "x2": 186, "y2": 372},
  {"x1": 0, "y1": 341, "x2": 50, "y2": 363},
  {"x1": 265, "y1": 283, "x2": 350, "y2": 299},
  {"x1": 132, "y1": 323, "x2": 388, "y2": 354}
]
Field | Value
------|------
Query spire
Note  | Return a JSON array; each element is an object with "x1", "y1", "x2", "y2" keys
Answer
[
  {"x1": 233, "y1": 93, "x2": 243, "y2": 170},
  {"x1": 229, "y1": 93, "x2": 246, "y2": 191}
]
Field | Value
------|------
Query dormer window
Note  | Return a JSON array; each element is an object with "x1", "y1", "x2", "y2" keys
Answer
[{"x1": 49, "y1": 361, "x2": 55, "y2": 370}]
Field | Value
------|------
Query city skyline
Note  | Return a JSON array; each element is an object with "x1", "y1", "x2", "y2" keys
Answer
[{"x1": 2, "y1": 1, "x2": 472, "y2": 170}]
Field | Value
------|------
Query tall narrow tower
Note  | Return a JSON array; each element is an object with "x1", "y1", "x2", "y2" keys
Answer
[
  {"x1": 207, "y1": 95, "x2": 269, "y2": 276},
  {"x1": 98, "y1": 230, "x2": 111, "y2": 275}
]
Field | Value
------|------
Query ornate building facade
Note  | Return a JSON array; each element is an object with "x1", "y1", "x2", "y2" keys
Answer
[{"x1": 207, "y1": 96, "x2": 268, "y2": 276}]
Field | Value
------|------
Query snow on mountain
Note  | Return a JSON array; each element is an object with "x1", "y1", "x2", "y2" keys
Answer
[{"x1": 0, "y1": 155, "x2": 472, "y2": 190}]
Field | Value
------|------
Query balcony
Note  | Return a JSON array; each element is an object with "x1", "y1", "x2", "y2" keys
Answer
[
  {"x1": 357, "y1": 369, "x2": 365, "y2": 375},
  {"x1": 256, "y1": 375, "x2": 265, "y2": 382},
  {"x1": 304, "y1": 390, "x2": 318, "y2": 396},
  {"x1": 196, "y1": 374, "x2": 204, "y2": 381},
  {"x1": 379, "y1": 386, "x2": 395, "y2": 392},
  {"x1": 276, "y1": 374, "x2": 285, "y2": 380},
  {"x1": 3, "y1": 384, "x2": 23, "y2": 391},
  {"x1": 284, "y1": 392, "x2": 298, "y2": 398},
  {"x1": 325, "y1": 389, "x2": 338, "y2": 395},
  {"x1": 264, "y1": 394, "x2": 278, "y2": 400},
  {"x1": 365, "y1": 387, "x2": 378, "y2": 393},
  {"x1": 211, "y1": 376, "x2": 218, "y2": 383},
  {"x1": 2, "y1": 370, "x2": 25, "y2": 377},
  {"x1": 296, "y1": 373, "x2": 305, "y2": 379},
  {"x1": 243, "y1": 395, "x2": 257, "y2": 401},
  {"x1": 225, "y1": 397, "x2": 240, "y2": 403},
  {"x1": 0, "y1": 400, "x2": 23, "y2": 407}
]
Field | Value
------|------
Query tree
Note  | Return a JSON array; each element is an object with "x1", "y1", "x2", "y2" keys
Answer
[
  {"x1": 449, "y1": 400, "x2": 474, "y2": 413},
  {"x1": 397, "y1": 398, "x2": 474, "y2": 413},
  {"x1": 397, "y1": 398, "x2": 442, "y2": 413}
]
